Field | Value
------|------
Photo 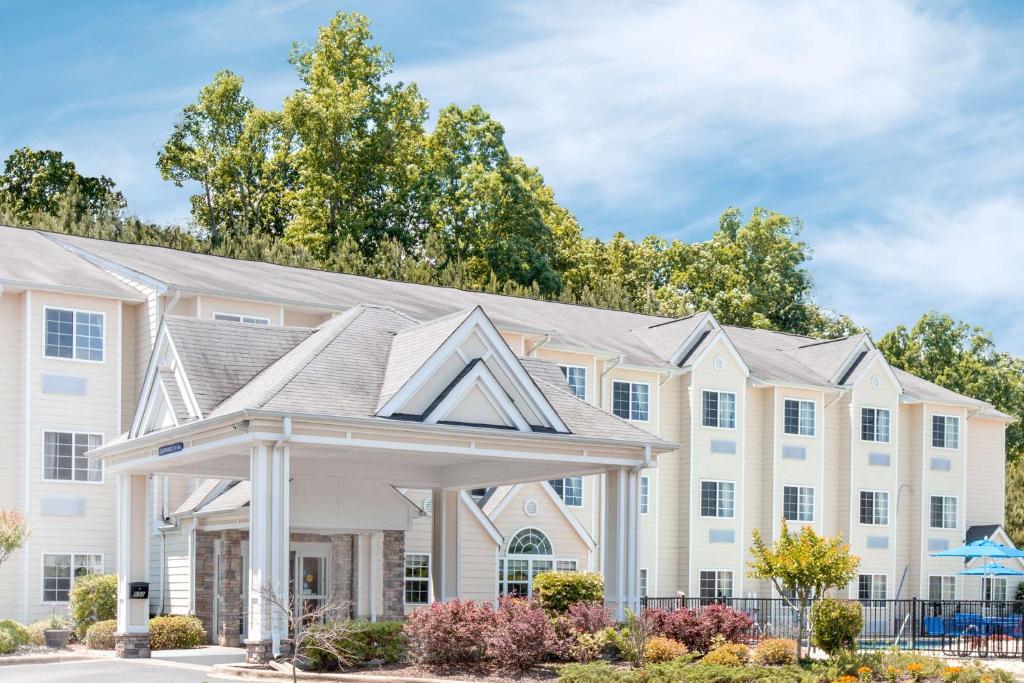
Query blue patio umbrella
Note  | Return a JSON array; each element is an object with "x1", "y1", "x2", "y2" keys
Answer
[
  {"x1": 931, "y1": 538, "x2": 1024, "y2": 559},
  {"x1": 959, "y1": 562, "x2": 1024, "y2": 577}
]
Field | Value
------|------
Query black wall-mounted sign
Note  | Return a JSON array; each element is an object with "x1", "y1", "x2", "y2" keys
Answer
[
  {"x1": 158, "y1": 442, "x2": 184, "y2": 457},
  {"x1": 129, "y1": 582, "x2": 149, "y2": 599}
]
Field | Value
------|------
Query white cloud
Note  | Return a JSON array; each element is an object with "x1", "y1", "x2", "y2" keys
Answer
[
  {"x1": 811, "y1": 196, "x2": 1024, "y2": 351},
  {"x1": 402, "y1": 0, "x2": 989, "y2": 206}
]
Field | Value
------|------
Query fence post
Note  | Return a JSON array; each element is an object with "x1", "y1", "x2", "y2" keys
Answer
[{"x1": 910, "y1": 597, "x2": 918, "y2": 651}]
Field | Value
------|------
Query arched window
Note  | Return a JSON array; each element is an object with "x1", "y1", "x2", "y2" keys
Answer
[
  {"x1": 499, "y1": 528, "x2": 576, "y2": 598},
  {"x1": 507, "y1": 528, "x2": 553, "y2": 556}
]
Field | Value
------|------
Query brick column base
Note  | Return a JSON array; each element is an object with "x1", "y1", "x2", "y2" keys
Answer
[
  {"x1": 114, "y1": 633, "x2": 151, "y2": 658},
  {"x1": 245, "y1": 640, "x2": 273, "y2": 664}
]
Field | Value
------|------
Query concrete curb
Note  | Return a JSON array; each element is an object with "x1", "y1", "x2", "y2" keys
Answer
[
  {"x1": 0, "y1": 653, "x2": 105, "y2": 667},
  {"x1": 209, "y1": 663, "x2": 481, "y2": 683}
]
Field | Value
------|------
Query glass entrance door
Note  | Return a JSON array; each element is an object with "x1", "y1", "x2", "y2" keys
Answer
[{"x1": 292, "y1": 549, "x2": 328, "y2": 623}]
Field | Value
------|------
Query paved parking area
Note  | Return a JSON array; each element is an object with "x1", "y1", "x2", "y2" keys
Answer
[{"x1": 1, "y1": 646, "x2": 246, "y2": 682}]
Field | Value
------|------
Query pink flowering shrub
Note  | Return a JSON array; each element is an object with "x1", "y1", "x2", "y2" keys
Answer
[
  {"x1": 646, "y1": 604, "x2": 753, "y2": 652},
  {"x1": 485, "y1": 596, "x2": 554, "y2": 671},
  {"x1": 404, "y1": 599, "x2": 492, "y2": 667}
]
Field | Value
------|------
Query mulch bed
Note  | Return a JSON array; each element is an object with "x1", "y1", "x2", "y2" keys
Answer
[{"x1": 339, "y1": 663, "x2": 563, "y2": 681}]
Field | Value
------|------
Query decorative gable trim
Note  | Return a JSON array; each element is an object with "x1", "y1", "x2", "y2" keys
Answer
[
  {"x1": 460, "y1": 490, "x2": 504, "y2": 546},
  {"x1": 844, "y1": 348, "x2": 904, "y2": 393},
  {"x1": 539, "y1": 481, "x2": 597, "y2": 551},
  {"x1": 378, "y1": 307, "x2": 568, "y2": 433},
  {"x1": 130, "y1": 322, "x2": 202, "y2": 438},
  {"x1": 487, "y1": 484, "x2": 523, "y2": 518},
  {"x1": 686, "y1": 328, "x2": 751, "y2": 377},
  {"x1": 668, "y1": 313, "x2": 718, "y2": 366},
  {"x1": 422, "y1": 359, "x2": 532, "y2": 431}
]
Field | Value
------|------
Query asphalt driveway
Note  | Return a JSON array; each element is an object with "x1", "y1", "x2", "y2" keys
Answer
[{"x1": 1, "y1": 646, "x2": 246, "y2": 682}]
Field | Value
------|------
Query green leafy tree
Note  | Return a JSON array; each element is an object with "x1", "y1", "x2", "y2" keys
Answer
[
  {"x1": 0, "y1": 147, "x2": 125, "y2": 222},
  {"x1": 158, "y1": 70, "x2": 293, "y2": 243},
  {"x1": 878, "y1": 312, "x2": 1024, "y2": 463},
  {"x1": 283, "y1": 12, "x2": 428, "y2": 260},
  {"x1": 748, "y1": 520, "x2": 860, "y2": 661},
  {"x1": 0, "y1": 509, "x2": 28, "y2": 570},
  {"x1": 421, "y1": 104, "x2": 561, "y2": 292}
]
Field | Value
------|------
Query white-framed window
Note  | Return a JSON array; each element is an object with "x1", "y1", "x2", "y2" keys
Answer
[
  {"x1": 44, "y1": 307, "x2": 104, "y2": 362},
  {"x1": 700, "y1": 480, "x2": 735, "y2": 518},
  {"x1": 559, "y1": 365, "x2": 587, "y2": 402},
  {"x1": 932, "y1": 415, "x2": 960, "y2": 449},
  {"x1": 929, "y1": 496, "x2": 957, "y2": 529},
  {"x1": 699, "y1": 570, "x2": 733, "y2": 600},
  {"x1": 928, "y1": 575, "x2": 956, "y2": 601},
  {"x1": 640, "y1": 568, "x2": 649, "y2": 598},
  {"x1": 783, "y1": 399, "x2": 815, "y2": 436},
  {"x1": 404, "y1": 553, "x2": 430, "y2": 605},
  {"x1": 782, "y1": 485, "x2": 815, "y2": 522},
  {"x1": 984, "y1": 577, "x2": 1008, "y2": 602},
  {"x1": 213, "y1": 312, "x2": 270, "y2": 325},
  {"x1": 612, "y1": 381, "x2": 649, "y2": 421},
  {"x1": 497, "y1": 528, "x2": 575, "y2": 598},
  {"x1": 43, "y1": 431, "x2": 103, "y2": 482},
  {"x1": 859, "y1": 490, "x2": 889, "y2": 526},
  {"x1": 42, "y1": 553, "x2": 102, "y2": 603},
  {"x1": 549, "y1": 477, "x2": 584, "y2": 507},
  {"x1": 640, "y1": 476, "x2": 650, "y2": 514},
  {"x1": 858, "y1": 574, "x2": 887, "y2": 604},
  {"x1": 702, "y1": 390, "x2": 737, "y2": 429},
  {"x1": 860, "y1": 407, "x2": 891, "y2": 443}
]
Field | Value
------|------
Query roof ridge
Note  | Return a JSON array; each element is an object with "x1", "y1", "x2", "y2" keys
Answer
[
  {"x1": 215, "y1": 306, "x2": 368, "y2": 413},
  {"x1": 641, "y1": 312, "x2": 704, "y2": 330},
  {"x1": 795, "y1": 333, "x2": 859, "y2": 350}
]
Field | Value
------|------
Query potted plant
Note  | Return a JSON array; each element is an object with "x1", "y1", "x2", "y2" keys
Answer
[{"x1": 43, "y1": 610, "x2": 72, "y2": 649}]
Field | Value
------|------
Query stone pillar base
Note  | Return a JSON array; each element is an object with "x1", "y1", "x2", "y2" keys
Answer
[
  {"x1": 245, "y1": 639, "x2": 273, "y2": 664},
  {"x1": 219, "y1": 630, "x2": 242, "y2": 647},
  {"x1": 114, "y1": 632, "x2": 151, "y2": 658}
]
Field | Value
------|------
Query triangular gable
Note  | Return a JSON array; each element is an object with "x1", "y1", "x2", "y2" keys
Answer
[
  {"x1": 843, "y1": 348, "x2": 903, "y2": 393},
  {"x1": 378, "y1": 307, "x2": 568, "y2": 433},
  {"x1": 131, "y1": 322, "x2": 202, "y2": 437},
  {"x1": 832, "y1": 336, "x2": 876, "y2": 385},
  {"x1": 484, "y1": 482, "x2": 596, "y2": 552},
  {"x1": 685, "y1": 327, "x2": 751, "y2": 377},
  {"x1": 668, "y1": 312, "x2": 717, "y2": 366}
]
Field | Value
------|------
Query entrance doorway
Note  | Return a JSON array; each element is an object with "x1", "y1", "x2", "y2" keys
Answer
[{"x1": 290, "y1": 543, "x2": 330, "y2": 623}]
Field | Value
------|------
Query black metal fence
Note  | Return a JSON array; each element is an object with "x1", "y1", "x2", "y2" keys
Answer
[{"x1": 640, "y1": 596, "x2": 1024, "y2": 658}]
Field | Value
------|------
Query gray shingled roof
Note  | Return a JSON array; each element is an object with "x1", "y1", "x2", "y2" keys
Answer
[
  {"x1": 378, "y1": 309, "x2": 473, "y2": 409},
  {"x1": 0, "y1": 227, "x2": 1006, "y2": 422},
  {"x1": 172, "y1": 479, "x2": 226, "y2": 515},
  {"x1": 164, "y1": 307, "x2": 671, "y2": 446},
  {"x1": 894, "y1": 368, "x2": 1012, "y2": 419},
  {"x1": 0, "y1": 226, "x2": 141, "y2": 298},
  {"x1": 164, "y1": 316, "x2": 313, "y2": 415},
  {"x1": 196, "y1": 480, "x2": 250, "y2": 515}
]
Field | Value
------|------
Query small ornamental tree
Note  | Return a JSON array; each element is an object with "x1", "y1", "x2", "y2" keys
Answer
[
  {"x1": 0, "y1": 509, "x2": 28, "y2": 569},
  {"x1": 747, "y1": 519, "x2": 859, "y2": 660}
]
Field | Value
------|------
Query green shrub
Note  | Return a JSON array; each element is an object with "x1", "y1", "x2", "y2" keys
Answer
[
  {"x1": 84, "y1": 619, "x2": 117, "y2": 650},
  {"x1": 26, "y1": 620, "x2": 47, "y2": 646},
  {"x1": 701, "y1": 642, "x2": 750, "y2": 667},
  {"x1": 69, "y1": 573, "x2": 117, "y2": 638},
  {"x1": 148, "y1": 615, "x2": 206, "y2": 650},
  {"x1": 557, "y1": 661, "x2": 635, "y2": 682},
  {"x1": 306, "y1": 620, "x2": 406, "y2": 671},
  {"x1": 533, "y1": 572, "x2": 603, "y2": 613},
  {"x1": 0, "y1": 629, "x2": 15, "y2": 655},
  {"x1": 810, "y1": 598, "x2": 862, "y2": 657},
  {"x1": 0, "y1": 619, "x2": 29, "y2": 646},
  {"x1": 751, "y1": 638, "x2": 797, "y2": 666}
]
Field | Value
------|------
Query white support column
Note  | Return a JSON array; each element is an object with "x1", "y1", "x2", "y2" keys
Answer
[
  {"x1": 115, "y1": 473, "x2": 151, "y2": 658},
  {"x1": 430, "y1": 489, "x2": 460, "y2": 602},
  {"x1": 603, "y1": 468, "x2": 641, "y2": 620},
  {"x1": 245, "y1": 442, "x2": 290, "y2": 664}
]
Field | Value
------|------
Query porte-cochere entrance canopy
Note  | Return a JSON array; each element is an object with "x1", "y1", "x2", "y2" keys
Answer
[{"x1": 91, "y1": 304, "x2": 674, "y2": 660}]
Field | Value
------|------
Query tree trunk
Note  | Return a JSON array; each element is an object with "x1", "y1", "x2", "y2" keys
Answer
[{"x1": 797, "y1": 599, "x2": 807, "y2": 661}]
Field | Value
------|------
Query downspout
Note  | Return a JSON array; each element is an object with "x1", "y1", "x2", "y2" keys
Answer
[
  {"x1": 271, "y1": 417, "x2": 293, "y2": 658},
  {"x1": 164, "y1": 289, "x2": 182, "y2": 317},
  {"x1": 188, "y1": 514, "x2": 199, "y2": 614},
  {"x1": 525, "y1": 334, "x2": 552, "y2": 356}
]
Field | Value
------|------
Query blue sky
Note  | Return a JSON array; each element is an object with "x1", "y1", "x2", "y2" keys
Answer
[{"x1": 2, "y1": 1, "x2": 1023, "y2": 351}]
